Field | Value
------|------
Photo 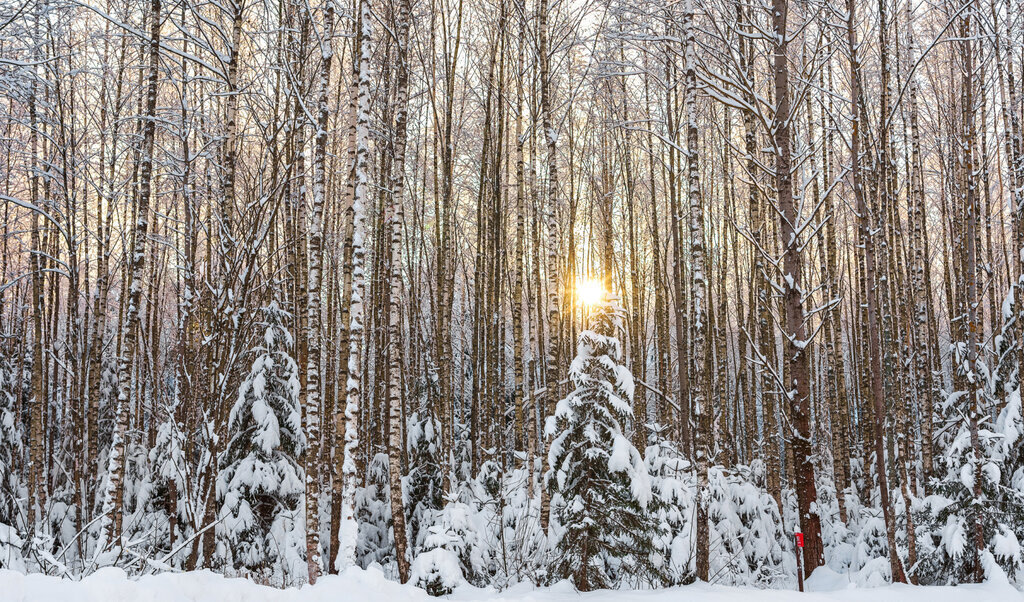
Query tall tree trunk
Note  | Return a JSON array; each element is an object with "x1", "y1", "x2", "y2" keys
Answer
[
  {"x1": 387, "y1": 0, "x2": 413, "y2": 580},
  {"x1": 539, "y1": 0, "x2": 561, "y2": 531},
  {"x1": 98, "y1": 0, "x2": 161, "y2": 550},
  {"x1": 27, "y1": 30, "x2": 45, "y2": 534},
  {"x1": 513, "y1": 4, "x2": 528, "y2": 459},
  {"x1": 685, "y1": 0, "x2": 711, "y2": 580},
  {"x1": 960, "y1": 5, "x2": 986, "y2": 583},
  {"x1": 821, "y1": 50, "x2": 850, "y2": 521},
  {"x1": 338, "y1": 0, "x2": 372, "y2": 570},
  {"x1": 774, "y1": 0, "x2": 824, "y2": 576},
  {"x1": 304, "y1": 0, "x2": 334, "y2": 583}
]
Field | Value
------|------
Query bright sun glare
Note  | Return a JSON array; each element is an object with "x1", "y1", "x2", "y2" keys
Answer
[{"x1": 577, "y1": 278, "x2": 605, "y2": 307}]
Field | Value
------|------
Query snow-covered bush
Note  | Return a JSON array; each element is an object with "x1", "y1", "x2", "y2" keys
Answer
[
  {"x1": 918, "y1": 384, "x2": 1023, "y2": 584},
  {"x1": 711, "y1": 463, "x2": 791, "y2": 588},
  {"x1": 820, "y1": 306, "x2": 1024, "y2": 589},
  {"x1": 410, "y1": 544, "x2": 464, "y2": 595},
  {"x1": 644, "y1": 437, "x2": 692, "y2": 586},
  {"x1": 147, "y1": 418, "x2": 190, "y2": 561},
  {"x1": 492, "y1": 465, "x2": 545, "y2": 587},
  {"x1": 0, "y1": 521, "x2": 23, "y2": 571},
  {"x1": 410, "y1": 500, "x2": 487, "y2": 594}
]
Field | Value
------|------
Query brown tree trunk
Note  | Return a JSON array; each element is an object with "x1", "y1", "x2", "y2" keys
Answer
[{"x1": 774, "y1": 0, "x2": 823, "y2": 576}]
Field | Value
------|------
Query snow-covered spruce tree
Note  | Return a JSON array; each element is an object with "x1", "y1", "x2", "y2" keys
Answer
[
  {"x1": 990, "y1": 284, "x2": 1024, "y2": 577},
  {"x1": 995, "y1": 391, "x2": 1024, "y2": 579},
  {"x1": 0, "y1": 352, "x2": 20, "y2": 530},
  {"x1": 356, "y1": 453, "x2": 394, "y2": 570},
  {"x1": 112, "y1": 436, "x2": 161, "y2": 567},
  {"x1": 0, "y1": 351, "x2": 23, "y2": 571},
  {"x1": 217, "y1": 302, "x2": 306, "y2": 580},
  {"x1": 412, "y1": 456, "x2": 509, "y2": 594},
  {"x1": 643, "y1": 440, "x2": 792, "y2": 589},
  {"x1": 918, "y1": 341, "x2": 1023, "y2": 584},
  {"x1": 410, "y1": 525, "x2": 466, "y2": 595},
  {"x1": 406, "y1": 396, "x2": 443, "y2": 558},
  {"x1": 545, "y1": 296, "x2": 660, "y2": 590},
  {"x1": 850, "y1": 502, "x2": 894, "y2": 585},
  {"x1": 493, "y1": 464, "x2": 546, "y2": 587},
  {"x1": 410, "y1": 495, "x2": 494, "y2": 595}
]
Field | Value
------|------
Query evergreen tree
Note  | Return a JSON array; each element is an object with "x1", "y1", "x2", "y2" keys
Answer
[
  {"x1": 711, "y1": 464, "x2": 790, "y2": 587},
  {"x1": 921, "y1": 381, "x2": 1023, "y2": 582},
  {"x1": 217, "y1": 303, "x2": 306, "y2": 578},
  {"x1": 406, "y1": 398, "x2": 443, "y2": 557},
  {"x1": 0, "y1": 353, "x2": 20, "y2": 528},
  {"x1": 135, "y1": 414, "x2": 191, "y2": 566},
  {"x1": 493, "y1": 465, "x2": 546, "y2": 587},
  {"x1": 545, "y1": 296, "x2": 659, "y2": 590},
  {"x1": 0, "y1": 352, "x2": 23, "y2": 571},
  {"x1": 356, "y1": 453, "x2": 394, "y2": 570}
]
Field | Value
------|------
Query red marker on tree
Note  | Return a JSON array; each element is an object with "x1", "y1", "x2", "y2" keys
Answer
[{"x1": 795, "y1": 532, "x2": 805, "y2": 592}]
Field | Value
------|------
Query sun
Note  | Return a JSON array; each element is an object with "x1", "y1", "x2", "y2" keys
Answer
[{"x1": 577, "y1": 278, "x2": 605, "y2": 307}]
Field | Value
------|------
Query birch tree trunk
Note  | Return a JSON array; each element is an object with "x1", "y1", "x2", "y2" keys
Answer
[
  {"x1": 539, "y1": 0, "x2": 561, "y2": 531},
  {"x1": 387, "y1": 0, "x2": 413, "y2": 580},
  {"x1": 27, "y1": 31, "x2": 45, "y2": 534},
  {"x1": 98, "y1": 0, "x2": 161, "y2": 550},
  {"x1": 337, "y1": 0, "x2": 372, "y2": 570},
  {"x1": 304, "y1": 0, "x2": 334, "y2": 584},
  {"x1": 680, "y1": 0, "x2": 711, "y2": 580},
  {"x1": 961, "y1": 5, "x2": 986, "y2": 583}
]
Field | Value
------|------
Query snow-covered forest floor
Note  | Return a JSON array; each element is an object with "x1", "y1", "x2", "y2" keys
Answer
[{"x1": 2, "y1": 567, "x2": 1020, "y2": 602}]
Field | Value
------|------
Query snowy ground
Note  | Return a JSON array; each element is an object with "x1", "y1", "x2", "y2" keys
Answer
[{"x1": 1, "y1": 567, "x2": 1020, "y2": 602}]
